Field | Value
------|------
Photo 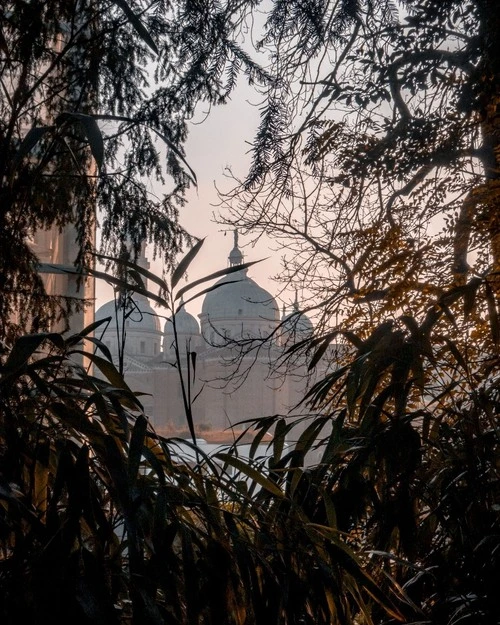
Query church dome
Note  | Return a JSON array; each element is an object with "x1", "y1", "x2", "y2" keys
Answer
[
  {"x1": 164, "y1": 305, "x2": 200, "y2": 336},
  {"x1": 199, "y1": 231, "x2": 279, "y2": 342},
  {"x1": 280, "y1": 294, "x2": 313, "y2": 341},
  {"x1": 201, "y1": 267, "x2": 279, "y2": 325},
  {"x1": 282, "y1": 309, "x2": 313, "y2": 334},
  {"x1": 95, "y1": 296, "x2": 161, "y2": 332}
]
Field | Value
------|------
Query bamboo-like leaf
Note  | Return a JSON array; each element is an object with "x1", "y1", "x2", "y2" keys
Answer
[
  {"x1": 126, "y1": 268, "x2": 146, "y2": 290},
  {"x1": 190, "y1": 351, "x2": 197, "y2": 383},
  {"x1": 322, "y1": 489, "x2": 338, "y2": 528},
  {"x1": 103, "y1": 435, "x2": 130, "y2": 511},
  {"x1": 12, "y1": 126, "x2": 52, "y2": 171},
  {"x1": 1, "y1": 333, "x2": 64, "y2": 379},
  {"x1": 75, "y1": 335, "x2": 113, "y2": 362},
  {"x1": 129, "y1": 415, "x2": 148, "y2": 485},
  {"x1": 50, "y1": 401, "x2": 106, "y2": 442},
  {"x1": 248, "y1": 418, "x2": 275, "y2": 459},
  {"x1": 272, "y1": 418, "x2": 287, "y2": 465},
  {"x1": 0, "y1": 27, "x2": 9, "y2": 57},
  {"x1": 400, "y1": 314, "x2": 419, "y2": 336},
  {"x1": 177, "y1": 279, "x2": 245, "y2": 310},
  {"x1": 307, "y1": 524, "x2": 403, "y2": 620},
  {"x1": 58, "y1": 112, "x2": 104, "y2": 171},
  {"x1": 485, "y1": 280, "x2": 499, "y2": 346},
  {"x1": 171, "y1": 238, "x2": 205, "y2": 289},
  {"x1": 180, "y1": 524, "x2": 199, "y2": 625},
  {"x1": 308, "y1": 334, "x2": 336, "y2": 370},
  {"x1": 65, "y1": 317, "x2": 113, "y2": 345},
  {"x1": 74, "y1": 351, "x2": 140, "y2": 411},
  {"x1": 86, "y1": 266, "x2": 169, "y2": 308},
  {"x1": 442, "y1": 336, "x2": 469, "y2": 374},
  {"x1": 463, "y1": 276, "x2": 482, "y2": 320},
  {"x1": 93, "y1": 114, "x2": 197, "y2": 185},
  {"x1": 302, "y1": 363, "x2": 350, "y2": 408},
  {"x1": 95, "y1": 252, "x2": 170, "y2": 294},
  {"x1": 111, "y1": 0, "x2": 159, "y2": 54},
  {"x1": 174, "y1": 258, "x2": 264, "y2": 302},
  {"x1": 34, "y1": 454, "x2": 49, "y2": 518},
  {"x1": 216, "y1": 453, "x2": 285, "y2": 498}
]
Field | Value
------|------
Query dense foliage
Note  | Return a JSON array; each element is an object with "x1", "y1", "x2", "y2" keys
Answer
[
  {"x1": 0, "y1": 0, "x2": 270, "y2": 337},
  {"x1": 0, "y1": 325, "x2": 404, "y2": 625},
  {"x1": 219, "y1": 0, "x2": 500, "y2": 339},
  {"x1": 2, "y1": 1, "x2": 500, "y2": 624},
  {"x1": 215, "y1": 1, "x2": 500, "y2": 623}
]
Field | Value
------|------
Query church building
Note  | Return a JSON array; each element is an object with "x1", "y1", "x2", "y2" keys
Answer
[{"x1": 94, "y1": 233, "x2": 330, "y2": 449}]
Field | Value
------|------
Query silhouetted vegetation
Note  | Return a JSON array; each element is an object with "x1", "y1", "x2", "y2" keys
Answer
[{"x1": 1, "y1": 2, "x2": 499, "y2": 624}]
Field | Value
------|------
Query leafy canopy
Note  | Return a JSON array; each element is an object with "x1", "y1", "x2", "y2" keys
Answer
[
  {"x1": 217, "y1": 0, "x2": 500, "y2": 348},
  {"x1": 0, "y1": 0, "x2": 270, "y2": 337}
]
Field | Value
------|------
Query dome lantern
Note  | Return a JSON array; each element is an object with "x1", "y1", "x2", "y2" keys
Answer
[{"x1": 228, "y1": 229, "x2": 244, "y2": 268}]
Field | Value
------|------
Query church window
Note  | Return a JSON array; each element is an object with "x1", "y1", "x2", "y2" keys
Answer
[
  {"x1": 154, "y1": 343, "x2": 157, "y2": 355},
  {"x1": 140, "y1": 341, "x2": 146, "y2": 354}
]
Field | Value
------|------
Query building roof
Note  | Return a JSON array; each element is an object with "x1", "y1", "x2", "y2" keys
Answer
[
  {"x1": 164, "y1": 304, "x2": 200, "y2": 336},
  {"x1": 95, "y1": 296, "x2": 161, "y2": 332},
  {"x1": 200, "y1": 267, "x2": 279, "y2": 324},
  {"x1": 281, "y1": 293, "x2": 313, "y2": 336}
]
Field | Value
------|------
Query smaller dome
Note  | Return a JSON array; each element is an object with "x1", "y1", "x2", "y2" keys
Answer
[
  {"x1": 164, "y1": 305, "x2": 200, "y2": 336},
  {"x1": 281, "y1": 310, "x2": 314, "y2": 335},
  {"x1": 95, "y1": 296, "x2": 161, "y2": 332},
  {"x1": 281, "y1": 294, "x2": 313, "y2": 338}
]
